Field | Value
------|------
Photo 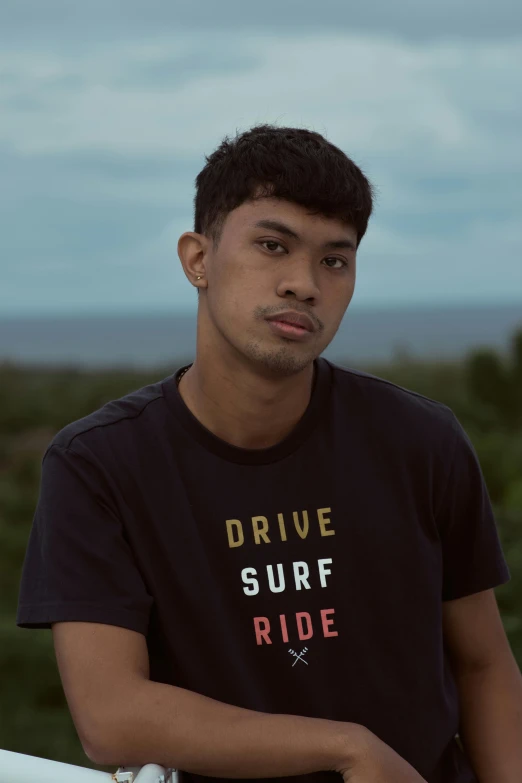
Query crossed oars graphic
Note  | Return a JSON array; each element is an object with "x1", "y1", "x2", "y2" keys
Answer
[{"x1": 288, "y1": 646, "x2": 309, "y2": 666}]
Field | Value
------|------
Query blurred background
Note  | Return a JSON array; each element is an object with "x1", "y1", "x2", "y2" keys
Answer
[{"x1": 0, "y1": 0, "x2": 521, "y2": 773}]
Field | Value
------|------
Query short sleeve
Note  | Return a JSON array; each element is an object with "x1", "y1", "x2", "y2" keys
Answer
[
  {"x1": 437, "y1": 416, "x2": 511, "y2": 601},
  {"x1": 17, "y1": 444, "x2": 153, "y2": 634}
]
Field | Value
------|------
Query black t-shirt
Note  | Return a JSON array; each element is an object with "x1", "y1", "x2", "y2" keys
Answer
[{"x1": 17, "y1": 357, "x2": 510, "y2": 783}]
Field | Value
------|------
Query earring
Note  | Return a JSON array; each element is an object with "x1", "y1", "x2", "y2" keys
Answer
[{"x1": 196, "y1": 275, "x2": 203, "y2": 281}]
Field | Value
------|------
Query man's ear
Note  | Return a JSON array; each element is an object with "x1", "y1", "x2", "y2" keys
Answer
[{"x1": 177, "y1": 231, "x2": 208, "y2": 290}]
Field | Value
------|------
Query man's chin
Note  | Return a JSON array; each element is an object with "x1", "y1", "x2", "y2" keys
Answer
[{"x1": 244, "y1": 342, "x2": 318, "y2": 378}]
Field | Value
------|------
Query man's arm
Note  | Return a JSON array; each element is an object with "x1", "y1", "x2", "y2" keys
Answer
[
  {"x1": 443, "y1": 589, "x2": 522, "y2": 782},
  {"x1": 52, "y1": 621, "x2": 366, "y2": 778}
]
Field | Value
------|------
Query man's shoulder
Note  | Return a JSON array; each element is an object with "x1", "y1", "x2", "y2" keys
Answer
[
  {"x1": 48, "y1": 375, "x2": 172, "y2": 457},
  {"x1": 326, "y1": 359, "x2": 457, "y2": 436}
]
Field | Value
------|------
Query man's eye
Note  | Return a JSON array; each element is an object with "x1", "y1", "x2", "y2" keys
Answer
[
  {"x1": 323, "y1": 257, "x2": 347, "y2": 269},
  {"x1": 260, "y1": 240, "x2": 285, "y2": 252}
]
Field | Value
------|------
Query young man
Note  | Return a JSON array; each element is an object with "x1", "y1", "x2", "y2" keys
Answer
[{"x1": 17, "y1": 125, "x2": 522, "y2": 783}]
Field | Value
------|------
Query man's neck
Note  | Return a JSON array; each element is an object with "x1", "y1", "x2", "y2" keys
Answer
[{"x1": 177, "y1": 359, "x2": 315, "y2": 450}]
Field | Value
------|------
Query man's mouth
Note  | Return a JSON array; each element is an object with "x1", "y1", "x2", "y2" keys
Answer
[{"x1": 265, "y1": 311, "x2": 315, "y2": 332}]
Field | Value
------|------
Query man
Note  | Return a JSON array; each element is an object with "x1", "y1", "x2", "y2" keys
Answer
[{"x1": 17, "y1": 124, "x2": 522, "y2": 783}]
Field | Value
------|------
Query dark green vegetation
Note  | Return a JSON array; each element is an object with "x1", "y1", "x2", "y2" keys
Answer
[{"x1": 1, "y1": 332, "x2": 521, "y2": 770}]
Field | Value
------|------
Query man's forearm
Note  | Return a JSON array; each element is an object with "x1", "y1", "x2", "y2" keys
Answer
[
  {"x1": 456, "y1": 654, "x2": 522, "y2": 782},
  {"x1": 88, "y1": 678, "x2": 368, "y2": 778}
]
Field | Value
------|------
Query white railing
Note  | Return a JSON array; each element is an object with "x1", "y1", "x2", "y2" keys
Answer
[{"x1": 0, "y1": 749, "x2": 177, "y2": 783}]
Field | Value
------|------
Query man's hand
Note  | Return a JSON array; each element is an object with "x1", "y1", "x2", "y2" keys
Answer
[{"x1": 334, "y1": 729, "x2": 428, "y2": 783}]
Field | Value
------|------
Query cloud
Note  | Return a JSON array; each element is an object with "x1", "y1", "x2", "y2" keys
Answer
[
  {"x1": 0, "y1": 25, "x2": 520, "y2": 314},
  {"x1": 356, "y1": 214, "x2": 522, "y2": 305},
  {"x1": 1, "y1": 33, "x2": 521, "y2": 167},
  {"x1": 113, "y1": 49, "x2": 262, "y2": 90},
  {"x1": 0, "y1": 0, "x2": 521, "y2": 42}
]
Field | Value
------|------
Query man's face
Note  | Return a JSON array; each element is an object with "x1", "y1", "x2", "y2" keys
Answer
[{"x1": 197, "y1": 197, "x2": 358, "y2": 377}]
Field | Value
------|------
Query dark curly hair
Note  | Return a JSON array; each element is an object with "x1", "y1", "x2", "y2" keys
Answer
[{"x1": 193, "y1": 123, "x2": 375, "y2": 251}]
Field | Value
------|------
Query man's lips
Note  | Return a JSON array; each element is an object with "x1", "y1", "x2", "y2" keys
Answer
[{"x1": 265, "y1": 311, "x2": 316, "y2": 332}]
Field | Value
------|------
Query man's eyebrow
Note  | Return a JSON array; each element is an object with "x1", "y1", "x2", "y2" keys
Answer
[{"x1": 252, "y1": 219, "x2": 356, "y2": 251}]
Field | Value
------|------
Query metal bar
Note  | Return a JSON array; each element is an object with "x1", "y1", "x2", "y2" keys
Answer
[
  {"x1": 115, "y1": 765, "x2": 176, "y2": 783},
  {"x1": 132, "y1": 765, "x2": 173, "y2": 782},
  {"x1": 0, "y1": 748, "x2": 113, "y2": 783}
]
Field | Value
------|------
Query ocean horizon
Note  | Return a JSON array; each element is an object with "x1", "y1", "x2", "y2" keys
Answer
[{"x1": 1, "y1": 302, "x2": 521, "y2": 369}]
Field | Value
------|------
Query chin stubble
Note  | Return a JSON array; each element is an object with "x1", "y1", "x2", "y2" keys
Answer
[{"x1": 243, "y1": 339, "x2": 314, "y2": 377}]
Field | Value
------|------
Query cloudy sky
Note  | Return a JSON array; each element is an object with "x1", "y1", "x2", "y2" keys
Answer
[{"x1": 1, "y1": 0, "x2": 521, "y2": 316}]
